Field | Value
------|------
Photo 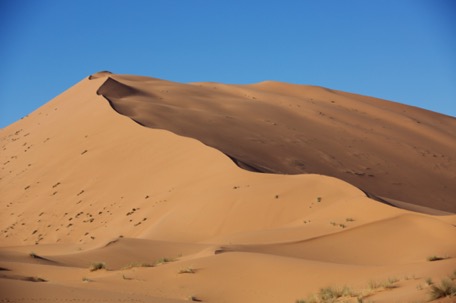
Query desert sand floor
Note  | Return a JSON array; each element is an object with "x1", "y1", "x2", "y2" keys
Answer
[{"x1": 1, "y1": 73, "x2": 455, "y2": 303}]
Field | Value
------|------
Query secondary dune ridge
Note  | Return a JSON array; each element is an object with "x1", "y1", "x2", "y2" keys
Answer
[{"x1": 0, "y1": 72, "x2": 455, "y2": 303}]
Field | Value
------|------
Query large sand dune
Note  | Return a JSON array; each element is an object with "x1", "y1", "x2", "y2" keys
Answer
[
  {"x1": 1, "y1": 72, "x2": 455, "y2": 302},
  {"x1": 96, "y1": 73, "x2": 456, "y2": 213}
]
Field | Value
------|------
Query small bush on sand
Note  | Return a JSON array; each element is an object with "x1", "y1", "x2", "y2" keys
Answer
[
  {"x1": 28, "y1": 276, "x2": 47, "y2": 282},
  {"x1": 368, "y1": 277, "x2": 398, "y2": 290},
  {"x1": 89, "y1": 262, "x2": 106, "y2": 272},
  {"x1": 122, "y1": 262, "x2": 153, "y2": 269},
  {"x1": 188, "y1": 295, "x2": 202, "y2": 301},
  {"x1": 427, "y1": 255, "x2": 447, "y2": 262},
  {"x1": 319, "y1": 286, "x2": 356, "y2": 300},
  {"x1": 178, "y1": 267, "x2": 195, "y2": 274},
  {"x1": 429, "y1": 278, "x2": 456, "y2": 300},
  {"x1": 155, "y1": 257, "x2": 175, "y2": 265}
]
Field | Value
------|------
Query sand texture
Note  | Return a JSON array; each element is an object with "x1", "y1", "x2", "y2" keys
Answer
[{"x1": 1, "y1": 72, "x2": 455, "y2": 302}]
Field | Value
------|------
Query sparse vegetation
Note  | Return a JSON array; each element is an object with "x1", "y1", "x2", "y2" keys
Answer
[
  {"x1": 319, "y1": 286, "x2": 356, "y2": 300},
  {"x1": 82, "y1": 277, "x2": 92, "y2": 282},
  {"x1": 188, "y1": 295, "x2": 202, "y2": 302},
  {"x1": 89, "y1": 262, "x2": 106, "y2": 272},
  {"x1": 296, "y1": 286, "x2": 360, "y2": 303},
  {"x1": 178, "y1": 267, "x2": 195, "y2": 274},
  {"x1": 450, "y1": 269, "x2": 456, "y2": 280},
  {"x1": 427, "y1": 255, "x2": 448, "y2": 262},
  {"x1": 404, "y1": 274, "x2": 417, "y2": 281},
  {"x1": 122, "y1": 274, "x2": 133, "y2": 280},
  {"x1": 28, "y1": 251, "x2": 47, "y2": 261},
  {"x1": 329, "y1": 221, "x2": 347, "y2": 228},
  {"x1": 28, "y1": 276, "x2": 47, "y2": 282},
  {"x1": 385, "y1": 277, "x2": 399, "y2": 289},
  {"x1": 368, "y1": 277, "x2": 398, "y2": 290},
  {"x1": 155, "y1": 257, "x2": 175, "y2": 265},
  {"x1": 122, "y1": 262, "x2": 153, "y2": 269},
  {"x1": 316, "y1": 197, "x2": 322, "y2": 203},
  {"x1": 429, "y1": 278, "x2": 456, "y2": 300},
  {"x1": 425, "y1": 277, "x2": 434, "y2": 286},
  {"x1": 346, "y1": 217, "x2": 355, "y2": 222},
  {"x1": 297, "y1": 277, "x2": 403, "y2": 303}
]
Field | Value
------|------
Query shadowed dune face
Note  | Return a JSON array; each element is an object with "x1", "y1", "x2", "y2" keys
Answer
[{"x1": 97, "y1": 74, "x2": 456, "y2": 213}]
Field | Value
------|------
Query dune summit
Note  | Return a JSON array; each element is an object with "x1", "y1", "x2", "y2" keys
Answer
[
  {"x1": 0, "y1": 72, "x2": 455, "y2": 303},
  {"x1": 96, "y1": 73, "x2": 456, "y2": 213}
]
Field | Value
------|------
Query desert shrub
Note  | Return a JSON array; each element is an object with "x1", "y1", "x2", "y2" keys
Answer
[
  {"x1": 89, "y1": 262, "x2": 106, "y2": 271},
  {"x1": 123, "y1": 262, "x2": 153, "y2": 269},
  {"x1": 178, "y1": 267, "x2": 195, "y2": 274},
  {"x1": 429, "y1": 278, "x2": 456, "y2": 300},
  {"x1": 155, "y1": 257, "x2": 175, "y2": 265},
  {"x1": 368, "y1": 278, "x2": 398, "y2": 290},
  {"x1": 28, "y1": 276, "x2": 47, "y2": 282},
  {"x1": 427, "y1": 255, "x2": 447, "y2": 262},
  {"x1": 320, "y1": 286, "x2": 355, "y2": 300}
]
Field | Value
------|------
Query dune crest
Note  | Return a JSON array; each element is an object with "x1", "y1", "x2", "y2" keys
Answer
[
  {"x1": 1, "y1": 73, "x2": 455, "y2": 303},
  {"x1": 96, "y1": 74, "x2": 456, "y2": 213}
]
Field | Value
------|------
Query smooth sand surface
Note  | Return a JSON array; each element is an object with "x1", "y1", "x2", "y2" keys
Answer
[
  {"x1": 96, "y1": 74, "x2": 456, "y2": 213},
  {"x1": 1, "y1": 72, "x2": 455, "y2": 302}
]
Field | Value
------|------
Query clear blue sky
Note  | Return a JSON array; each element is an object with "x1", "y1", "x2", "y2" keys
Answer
[{"x1": 1, "y1": 0, "x2": 455, "y2": 128}]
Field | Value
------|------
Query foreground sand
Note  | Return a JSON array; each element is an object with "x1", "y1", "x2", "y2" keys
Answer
[{"x1": 0, "y1": 73, "x2": 455, "y2": 302}]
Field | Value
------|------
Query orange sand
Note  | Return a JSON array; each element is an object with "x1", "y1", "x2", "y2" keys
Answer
[{"x1": 1, "y1": 72, "x2": 455, "y2": 303}]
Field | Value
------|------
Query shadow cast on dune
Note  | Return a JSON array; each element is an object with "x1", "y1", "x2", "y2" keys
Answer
[{"x1": 94, "y1": 74, "x2": 456, "y2": 214}]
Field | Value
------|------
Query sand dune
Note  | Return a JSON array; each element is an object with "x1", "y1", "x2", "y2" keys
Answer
[
  {"x1": 97, "y1": 73, "x2": 456, "y2": 213},
  {"x1": 1, "y1": 72, "x2": 455, "y2": 302}
]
